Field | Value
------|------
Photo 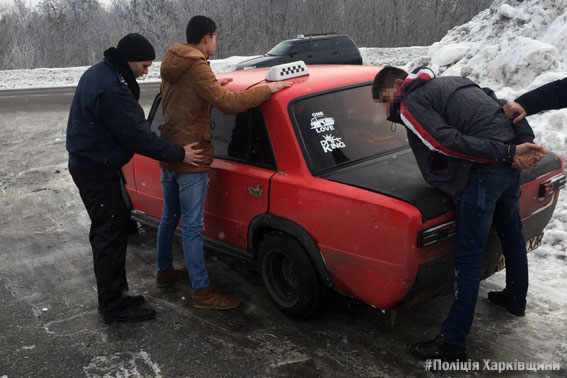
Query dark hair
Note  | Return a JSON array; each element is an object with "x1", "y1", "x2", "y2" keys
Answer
[
  {"x1": 372, "y1": 66, "x2": 408, "y2": 99},
  {"x1": 186, "y1": 15, "x2": 217, "y2": 44}
]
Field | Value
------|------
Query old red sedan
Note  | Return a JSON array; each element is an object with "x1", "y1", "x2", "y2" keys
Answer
[{"x1": 122, "y1": 63, "x2": 565, "y2": 317}]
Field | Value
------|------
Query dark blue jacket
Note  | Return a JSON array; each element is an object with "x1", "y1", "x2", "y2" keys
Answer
[
  {"x1": 516, "y1": 77, "x2": 567, "y2": 116},
  {"x1": 395, "y1": 67, "x2": 534, "y2": 198},
  {"x1": 66, "y1": 60, "x2": 184, "y2": 169}
]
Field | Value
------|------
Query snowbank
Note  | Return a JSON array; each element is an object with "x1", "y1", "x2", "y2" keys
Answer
[
  {"x1": 0, "y1": 55, "x2": 259, "y2": 90},
  {"x1": 412, "y1": 1, "x2": 567, "y2": 284},
  {"x1": 0, "y1": 49, "x2": 434, "y2": 90}
]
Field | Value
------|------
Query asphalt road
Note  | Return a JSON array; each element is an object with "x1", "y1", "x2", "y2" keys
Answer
[
  {"x1": 0, "y1": 86, "x2": 565, "y2": 378},
  {"x1": 0, "y1": 82, "x2": 160, "y2": 113}
]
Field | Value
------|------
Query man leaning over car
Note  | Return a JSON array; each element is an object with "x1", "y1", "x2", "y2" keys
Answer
[
  {"x1": 67, "y1": 33, "x2": 199, "y2": 323},
  {"x1": 155, "y1": 15, "x2": 291, "y2": 310},
  {"x1": 372, "y1": 66, "x2": 546, "y2": 361}
]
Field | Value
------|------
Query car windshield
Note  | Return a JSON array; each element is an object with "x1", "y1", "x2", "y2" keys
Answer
[
  {"x1": 267, "y1": 41, "x2": 294, "y2": 56},
  {"x1": 291, "y1": 84, "x2": 409, "y2": 174}
]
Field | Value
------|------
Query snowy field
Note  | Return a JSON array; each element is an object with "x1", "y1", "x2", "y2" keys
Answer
[
  {"x1": 0, "y1": 0, "x2": 566, "y2": 374},
  {"x1": 0, "y1": 49, "x2": 433, "y2": 90}
]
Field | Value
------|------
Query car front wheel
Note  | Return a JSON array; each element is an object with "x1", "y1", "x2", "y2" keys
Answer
[{"x1": 259, "y1": 233, "x2": 323, "y2": 318}]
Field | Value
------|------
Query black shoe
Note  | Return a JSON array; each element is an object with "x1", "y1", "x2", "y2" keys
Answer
[
  {"x1": 488, "y1": 290, "x2": 526, "y2": 317},
  {"x1": 124, "y1": 294, "x2": 147, "y2": 306},
  {"x1": 409, "y1": 335, "x2": 466, "y2": 361},
  {"x1": 98, "y1": 295, "x2": 147, "y2": 314},
  {"x1": 127, "y1": 219, "x2": 139, "y2": 235},
  {"x1": 101, "y1": 302, "x2": 156, "y2": 323}
]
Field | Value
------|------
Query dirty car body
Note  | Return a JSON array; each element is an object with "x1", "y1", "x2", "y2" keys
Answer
[{"x1": 122, "y1": 65, "x2": 565, "y2": 317}]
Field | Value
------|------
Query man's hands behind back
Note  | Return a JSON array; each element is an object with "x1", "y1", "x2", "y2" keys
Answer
[{"x1": 512, "y1": 142, "x2": 546, "y2": 169}]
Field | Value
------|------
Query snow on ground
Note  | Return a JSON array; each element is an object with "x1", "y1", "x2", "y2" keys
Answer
[
  {"x1": 0, "y1": 49, "x2": 434, "y2": 90},
  {"x1": 359, "y1": 46, "x2": 428, "y2": 68},
  {"x1": 0, "y1": 55, "x2": 259, "y2": 90}
]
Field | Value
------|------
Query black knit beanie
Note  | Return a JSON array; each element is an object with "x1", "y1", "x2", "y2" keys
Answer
[{"x1": 116, "y1": 33, "x2": 156, "y2": 62}]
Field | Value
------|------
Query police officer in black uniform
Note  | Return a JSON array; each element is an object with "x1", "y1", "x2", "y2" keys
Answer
[
  {"x1": 66, "y1": 33, "x2": 202, "y2": 322},
  {"x1": 504, "y1": 77, "x2": 567, "y2": 123}
]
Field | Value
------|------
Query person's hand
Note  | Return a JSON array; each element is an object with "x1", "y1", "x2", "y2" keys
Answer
[
  {"x1": 182, "y1": 142, "x2": 204, "y2": 167},
  {"x1": 267, "y1": 81, "x2": 293, "y2": 94},
  {"x1": 218, "y1": 77, "x2": 233, "y2": 86},
  {"x1": 512, "y1": 143, "x2": 546, "y2": 169},
  {"x1": 503, "y1": 101, "x2": 527, "y2": 124}
]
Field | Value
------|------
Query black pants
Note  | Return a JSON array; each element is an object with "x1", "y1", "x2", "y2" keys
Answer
[{"x1": 69, "y1": 158, "x2": 130, "y2": 311}]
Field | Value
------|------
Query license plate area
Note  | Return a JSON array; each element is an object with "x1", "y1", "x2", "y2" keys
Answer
[{"x1": 496, "y1": 232, "x2": 543, "y2": 270}]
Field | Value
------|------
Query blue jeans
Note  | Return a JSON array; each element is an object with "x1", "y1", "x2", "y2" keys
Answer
[
  {"x1": 440, "y1": 165, "x2": 528, "y2": 344},
  {"x1": 156, "y1": 170, "x2": 209, "y2": 291}
]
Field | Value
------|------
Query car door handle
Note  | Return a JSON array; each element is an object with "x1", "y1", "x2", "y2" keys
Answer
[
  {"x1": 247, "y1": 184, "x2": 263, "y2": 197},
  {"x1": 332, "y1": 51, "x2": 338, "y2": 55},
  {"x1": 306, "y1": 55, "x2": 313, "y2": 58}
]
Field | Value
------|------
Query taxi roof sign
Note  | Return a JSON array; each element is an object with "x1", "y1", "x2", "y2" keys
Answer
[{"x1": 265, "y1": 61, "x2": 309, "y2": 82}]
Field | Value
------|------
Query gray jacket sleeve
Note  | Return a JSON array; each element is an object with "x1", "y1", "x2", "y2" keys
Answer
[{"x1": 401, "y1": 94, "x2": 514, "y2": 164}]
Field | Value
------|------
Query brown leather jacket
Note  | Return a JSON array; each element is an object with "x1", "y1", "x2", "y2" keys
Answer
[{"x1": 159, "y1": 43, "x2": 272, "y2": 173}]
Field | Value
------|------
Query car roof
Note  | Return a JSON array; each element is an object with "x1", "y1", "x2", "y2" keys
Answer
[
  {"x1": 291, "y1": 34, "x2": 349, "y2": 41},
  {"x1": 218, "y1": 65, "x2": 382, "y2": 101}
]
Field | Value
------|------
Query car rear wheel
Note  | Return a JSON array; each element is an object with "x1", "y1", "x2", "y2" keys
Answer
[{"x1": 259, "y1": 233, "x2": 323, "y2": 318}]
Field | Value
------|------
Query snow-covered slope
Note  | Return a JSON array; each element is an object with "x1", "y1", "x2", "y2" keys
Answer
[{"x1": 406, "y1": 0, "x2": 567, "y2": 264}]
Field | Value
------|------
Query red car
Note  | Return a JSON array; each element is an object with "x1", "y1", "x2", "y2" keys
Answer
[{"x1": 122, "y1": 64, "x2": 566, "y2": 318}]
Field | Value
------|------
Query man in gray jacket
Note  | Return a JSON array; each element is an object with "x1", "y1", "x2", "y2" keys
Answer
[{"x1": 372, "y1": 66, "x2": 546, "y2": 361}]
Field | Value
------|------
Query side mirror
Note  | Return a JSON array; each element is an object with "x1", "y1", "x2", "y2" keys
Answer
[{"x1": 289, "y1": 50, "x2": 298, "y2": 57}]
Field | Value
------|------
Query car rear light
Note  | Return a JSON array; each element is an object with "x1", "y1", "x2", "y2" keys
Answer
[
  {"x1": 418, "y1": 221, "x2": 456, "y2": 247},
  {"x1": 538, "y1": 173, "x2": 566, "y2": 201}
]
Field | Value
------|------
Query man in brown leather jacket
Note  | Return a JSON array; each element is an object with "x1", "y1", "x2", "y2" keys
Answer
[{"x1": 155, "y1": 15, "x2": 291, "y2": 309}]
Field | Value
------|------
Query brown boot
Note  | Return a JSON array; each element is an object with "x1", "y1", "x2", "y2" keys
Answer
[
  {"x1": 156, "y1": 266, "x2": 188, "y2": 288},
  {"x1": 193, "y1": 283, "x2": 240, "y2": 310}
]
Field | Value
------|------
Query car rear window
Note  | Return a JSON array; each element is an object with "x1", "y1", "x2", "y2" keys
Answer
[
  {"x1": 334, "y1": 36, "x2": 356, "y2": 49},
  {"x1": 291, "y1": 84, "x2": 409, "y2": 174}
]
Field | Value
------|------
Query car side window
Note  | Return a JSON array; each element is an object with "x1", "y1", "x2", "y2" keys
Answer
[
  {"x1": 334, "y1": 36, "x2": 355, "y2": 50},
  {"x1": 294, "y1": 41, "x2": 311, "y2": 54},
  {"x1": 148, "y1": 95, "x2": 163, "y2": 134},
  {"x1": 312, "y1": 39, "x2": 333, "y2": 51},
  {"x1": 211, "y1": 107, "x2": 276, "y2": 169}
]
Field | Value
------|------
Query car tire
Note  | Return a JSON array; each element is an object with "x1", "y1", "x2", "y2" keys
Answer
[{"x1": 259, "y1": 233, "x2": 323, "y2": 318}]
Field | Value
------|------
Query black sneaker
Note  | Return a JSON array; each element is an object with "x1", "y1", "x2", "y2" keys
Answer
[
  {"x1": 124, "y1": 294, "x2": 147, "y2": 307},
  {"x1": 101, "y1": 302, "x2": 156, "y2": 323},
  {"x1": 98, "y1": 295, "x2": 147, "y2": 314},
  {"x1": 409, "y1": 335, "x2": 466, "y2": 361},
  {"x1": 127, "y1": 219, "x2": 139, "y2": 235},
  {"x1": 488, "y1": 290, "x2": 526, "y2": 317}
]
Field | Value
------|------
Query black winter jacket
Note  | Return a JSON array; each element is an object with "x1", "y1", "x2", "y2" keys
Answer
[
  {"x1": 515, "y1": 77, "x2": 567, "y2": 116},
  {"x1": 392, "y1": 67, "x2": 534, "y2": 198},
  {"x1": 66, "y1": 57, "x2": 184, "y2": 170}
]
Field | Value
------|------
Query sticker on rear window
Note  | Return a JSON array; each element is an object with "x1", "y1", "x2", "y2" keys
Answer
[
  {"x1": 320, "y1": 134, "x2": 346, "y2": 153},
  {"x1": 310, "y1": 112, "x2": 335, "y2": 133}
]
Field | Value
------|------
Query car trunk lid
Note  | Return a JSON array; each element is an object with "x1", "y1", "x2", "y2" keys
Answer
[{"x1": 321, "y1": 148, "x2": 563, "y2": 222}]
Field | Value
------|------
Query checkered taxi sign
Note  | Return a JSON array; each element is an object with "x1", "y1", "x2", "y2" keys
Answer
[{"x1": 266, "y1": 61, "x2": 309, "y2": 81}]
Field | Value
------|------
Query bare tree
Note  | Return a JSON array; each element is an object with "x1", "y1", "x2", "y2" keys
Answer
[{"x1": 0, "y1": 0, "x2": 493, "y2": 70}]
